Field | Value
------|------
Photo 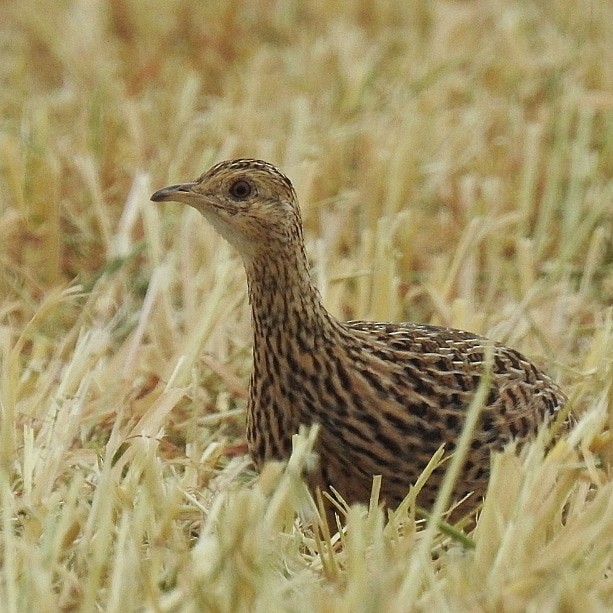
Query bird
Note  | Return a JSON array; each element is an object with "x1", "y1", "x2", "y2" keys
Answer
[{"x1": 151, "y1": 158, "x2": 567, "y2": 519}]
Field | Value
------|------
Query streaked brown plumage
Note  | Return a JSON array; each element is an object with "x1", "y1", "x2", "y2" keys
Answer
[{"x1": 151, "y1": 158, "x2": 567, "y2": 515}]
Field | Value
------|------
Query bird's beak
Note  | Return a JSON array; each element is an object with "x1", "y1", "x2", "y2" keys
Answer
[{"x1": 150, "y1": 182, "x2": 198, "y2": 203}]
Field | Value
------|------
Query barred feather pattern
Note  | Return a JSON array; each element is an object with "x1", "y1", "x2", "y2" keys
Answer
[{"x1": 151, "y1": 158, "x2": 567, "y2": 512}]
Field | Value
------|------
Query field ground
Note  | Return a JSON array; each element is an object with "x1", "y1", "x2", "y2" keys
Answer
[{"x1": 1, "y1": 0, "x2": 612, "y2": 610}]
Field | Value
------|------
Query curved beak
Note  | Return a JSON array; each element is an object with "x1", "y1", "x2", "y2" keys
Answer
[{"x1": 150, "y1": 182, "x2": 198, "y2": 203}]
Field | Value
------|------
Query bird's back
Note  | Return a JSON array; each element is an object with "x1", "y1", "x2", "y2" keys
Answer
[{"x1": 248, "y1": 318, "x2": 566, "y2": 511}]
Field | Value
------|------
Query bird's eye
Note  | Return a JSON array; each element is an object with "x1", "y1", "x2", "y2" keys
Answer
[{"x1": 229, "y1": 179, "x2": 252, "y2": 200}]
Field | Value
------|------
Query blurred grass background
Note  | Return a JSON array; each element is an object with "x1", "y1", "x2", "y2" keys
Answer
[{"x1": 1, "y1": 0, "x2": 612, "y2": 610}]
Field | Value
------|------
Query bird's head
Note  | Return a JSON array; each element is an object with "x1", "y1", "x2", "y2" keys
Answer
[{"x1": 151, "y1": 159, "x2": 303, "y2": 258}]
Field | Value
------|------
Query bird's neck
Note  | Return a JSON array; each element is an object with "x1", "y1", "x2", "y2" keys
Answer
[{"x1": 243, "y1": 243, "x2": 338, "y2": 346}]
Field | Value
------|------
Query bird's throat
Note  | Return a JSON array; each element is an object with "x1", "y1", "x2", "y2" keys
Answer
[{"x1": 243, "y1": 246, "x2": 335, "y2": 346}]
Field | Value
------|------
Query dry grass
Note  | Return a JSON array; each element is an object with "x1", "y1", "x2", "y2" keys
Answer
[{"x1": 1, "y1": 0, "x2": 612, "y2": 610}]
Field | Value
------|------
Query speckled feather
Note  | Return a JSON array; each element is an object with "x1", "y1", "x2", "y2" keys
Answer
[{"x1": 151, "y1": 159, "x2": 567, "y2": 513}]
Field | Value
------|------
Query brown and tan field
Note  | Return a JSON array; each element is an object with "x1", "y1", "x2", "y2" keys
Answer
[{"x1": 1, "y1": 0, "x2": 612, "y2": 610}]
